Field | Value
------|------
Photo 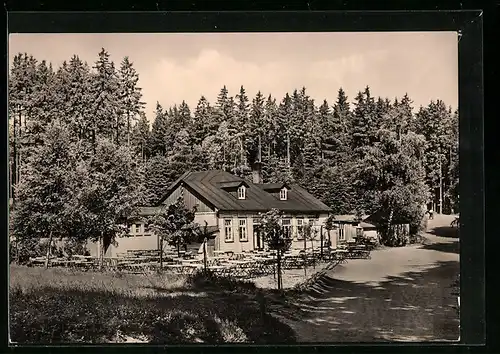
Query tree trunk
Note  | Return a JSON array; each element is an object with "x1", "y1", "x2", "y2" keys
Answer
[
  {"x1": 439, "y1": 154, "x2": 443, "y2": 215},
  {"x1": 45, "y1": 231, "x2": 54, "y2": 269},
  {"x1": 320, "y1": 225, "x2": 324, "y2": 259},
  {"x1": 203, "y1": 237, "x2": 208, "y2": 272},
  {"x1": 240, "y1": 137, "x2": 245, "y2": 166},
  {"x1": 276, "y1": 250, "x2": 282, "y2": 290},
  {"x1": 159, "y1": 235, "x2": 163, "y2": 271},
  {"x1": 12, "y1": 111, "x2": 18, "y2": 201},
  {"x1": 311, "y1": 238, "x2": 315, "y2": 270},
  {"x1": 98, "y1": 232, "x2": 104, "y2": 271},
  {"x1": 387, "y1": 208, "x2": 394, "y2": 244},
  {"x1": 286, "y1": 133, "x2": 291, "y2": 168},
  {"x1": 303, "y1": 235, "x2": 307, "y2": 277},
  {"x1": 258, "y1": 135, "x2": 262, "y2": 162},
  {"x1": 17, "y1": 111, "x2": 22, "y2": 186}
]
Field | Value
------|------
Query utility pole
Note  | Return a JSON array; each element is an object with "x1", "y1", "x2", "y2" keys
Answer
[
  {"x1": 159, "y1": 235, "x2": 163, "y2": 271},
  {"x1": 286, "y1": 133, "x2": 291, "y2": 168},
  {"x1": 439, "y1": 153, "x2": 443, "y2": 215}
]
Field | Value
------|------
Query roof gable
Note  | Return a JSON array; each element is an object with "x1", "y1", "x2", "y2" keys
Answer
[
  {"x1": 260, "y1": 183, "x2": 291, "y2": 191},
  {"x1": 218, "y1": 180, "x2": 250, "y2": 190},
  {"x1": 154, "y1": 170, "x2": 332, "y2": 213}
]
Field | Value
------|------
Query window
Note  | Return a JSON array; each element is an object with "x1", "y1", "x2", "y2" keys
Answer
[
  {"x1": 224, "y1": 219, "x2": 233, "y2": 242},
  {"x1": 280, "y1": 187, "x2": 287, "y2": 200},
  {"x1": 238, "y1": 185, "x2": 246, "y2": 199},
  {"x1": 282, "y1": 219, "x2": 292, "y2": 238},
  {"x1": 296, "y1": 218, "x2": 304, "y2": 239},
  {"x1": 239, "y1": 219, "x2": 248, "y2": 241},
  {"x1": 338, "y1": 224, "x2": 346, "y2": 241},
  {"x1": 144, "y1": 224, "x2": 150, "y2": 235},
  {"x1": 135, "y1": 224, "x2": 141, "y2": 234}
]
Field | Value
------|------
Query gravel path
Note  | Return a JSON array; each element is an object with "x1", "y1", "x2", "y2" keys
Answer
[{"x1": 270, "y1": 214, "x2": 460, "y2": 342}]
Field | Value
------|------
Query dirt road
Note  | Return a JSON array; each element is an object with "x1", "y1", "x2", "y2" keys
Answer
[{"x1": 271, "y1": 214, "x2": 460, "y2": 342}]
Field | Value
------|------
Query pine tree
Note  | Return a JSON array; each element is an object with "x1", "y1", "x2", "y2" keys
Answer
[
  {"x1": 351, "y1": 86, "x2": 377, "y2": 153},
  {"x1": 72, "y1": 138, "x2": 143, "y2": 262},
  {"x1": 150, "y1": 102, "x2": 169, "y2": 156},
  {"x1": 262, "y1": 94, "x2": 278, "y2": 156},
  {"x1": 90, "y1": 48, "x2": 120, "y2": 148},
  {"x1": 130, "y1": 112, "x2": 151, "y2": 161},
  {"x1": 235, "y1": 85, "x2": 250, "y2": 168},
  {"x1": 277, "y1": 93, "x2": 294, "y2": 165},
  {"x1": 52, "y1": 61, "x2": 72, "y2": 126},
  {"x1": 214, "y1": 85, "x2": 231, "y2": 124},
  {"x1": 65, "y1": 56, "x2": 93, "y2": 142},
  {"x1": 11, "y1": 120, "x2": 78, "y2": 267},
  {"x1": 118, "y1": 56, "x2": 145, "y2": 145},
  {"x1": 414, "y1": 100, "x2": 452, "y2": 213},
  {"x1": 320, "y1": 166, "x2": 356, "y2": 214},
  {"x1": 447, "y1": 109, "x2": 459, "y2": 213},
  {"x1": 247, "y1": 91, "x2": 265, "y2": 164},
  {"x1": 317, "y1": 99, "x2": 331, "y2": 160},
  {"x1": 31, "y1": 60, "x2": 56, "y2": 134},
  {"x1": 144, "y1": 155, "x2": 176, "y2": 205},
  {"x1": 322, "y1": 88, "x2": 351, "y2": 165},
  {"x1": 355, "y1": 129, "x2": 429, "y2": 245},
  {"x1": 374, "y1": 96, "x2": 391, "y2": 133},
  {"x1": 9, "y1": 53, "x2": 38, "y2": 199},
  {"x1": 177, "y1": 101, "x2": 192, "y2": 130},
  {"x1": 192, "y1": 96, "x2": 214, "y2": 146}
]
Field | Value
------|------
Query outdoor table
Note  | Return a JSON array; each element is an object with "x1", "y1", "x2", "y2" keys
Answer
[
  {"x1": 181, "y1": 263, "x2": 203, "y2": 274},
  {"x1": 345, "y1": 246, "x2": 370, "y2": 259},
  {"x1": 282, "y1": 255, "x2": 305, "y2": 269},
  {"x1": 181, "y1": 259, "x2": 203, "y2": 265},
  {"x1": 208, "y1": 265, "x2": 230, "y2": 276},
  {"x1": 253, "y1": 257, "x2": 275, "y2": 275},
  {"x1": 226, "y1": 260, "x2": 257, "y2": 278},
  {"x1": 164, "y1": 264, "x2": 184, "y2": 273}
]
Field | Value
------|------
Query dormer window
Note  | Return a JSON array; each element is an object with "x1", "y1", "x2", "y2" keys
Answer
[
  {"x1": 280, "y1": 187, "x2": 288, "y2": 200},
  {"x1": 238, "y1": 185, "x2": 246, "y2": 199}
]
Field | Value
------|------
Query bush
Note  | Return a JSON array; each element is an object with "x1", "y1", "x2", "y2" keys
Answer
[
  {"x1": 185, "y1": 270, "x2": 257, "y2": 293},
  {"x1": 10, "y1": 238, "x2": 90, "y2": 265}
]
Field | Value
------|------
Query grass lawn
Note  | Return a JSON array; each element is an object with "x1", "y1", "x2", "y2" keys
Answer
[{"x1": 9, "y1": 265, "x2": 296, "y2": 344}]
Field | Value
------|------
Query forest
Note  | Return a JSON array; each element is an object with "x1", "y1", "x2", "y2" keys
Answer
[{"x1": 8, "y1": 48, "x2": 459, "y2": 249}]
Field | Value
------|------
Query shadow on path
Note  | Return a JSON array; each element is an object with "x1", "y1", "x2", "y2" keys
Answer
[
  {"x1": 419, "y1": 241, "x2": 460, "y2": 254},
  {"x1": 268, "y1": 260, "x2": 460, "y2": 342},
  {"x1": 427, "y1": 226, "x2": 459, "y2": 238}
]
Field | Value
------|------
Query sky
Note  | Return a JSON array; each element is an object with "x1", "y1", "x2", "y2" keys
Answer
[{"x1": 9, "y1": 32, "x2": 458, "y2": 120}]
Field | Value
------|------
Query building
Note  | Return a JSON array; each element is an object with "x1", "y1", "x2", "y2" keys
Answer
[
  {"x1": 89, "y1": 166, "x2": 334, "y2": 257},
  {"x1": 328, "y1": 215, "x2": 365, "y2": 248},
  {"x1": 362, "y1": 209, "x2": 411, "y2": 239}
]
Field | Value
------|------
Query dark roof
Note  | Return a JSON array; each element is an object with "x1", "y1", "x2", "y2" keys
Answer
[
  {"x1": 195, "y1": 225, "x2": 219, "y2": 235},
  {"x1": 359, "y1": 221, "x2": 377, "y2": 229},
  {"x1": 158, "y1": 170, "x2": 331, "y2": 213},
  {"x1": 218, "y1": 181, "x2": 249, "y2": 189},
  {"x1": 363, "y1": 209, "x2": 411, "y2": 225},
  {"x1": 260, "y1": 183, "x2": 290, "y2": 191}
]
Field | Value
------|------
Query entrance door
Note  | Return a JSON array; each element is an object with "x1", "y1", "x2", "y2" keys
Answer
[{"x1": 254, "y1": 225, "x2": 263, "y2": 250}]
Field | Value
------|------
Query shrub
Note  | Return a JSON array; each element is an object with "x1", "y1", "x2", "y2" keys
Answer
[{"x1": 186, "y1": 270, "x2": 257, "y2": 293}]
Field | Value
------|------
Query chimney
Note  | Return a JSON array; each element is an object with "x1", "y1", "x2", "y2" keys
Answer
[{"x1": 252, "y1": 162, "x2": 263, "y2": 184}]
